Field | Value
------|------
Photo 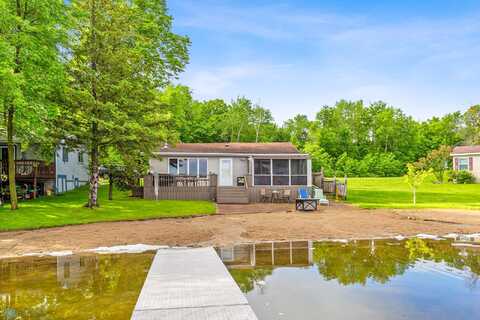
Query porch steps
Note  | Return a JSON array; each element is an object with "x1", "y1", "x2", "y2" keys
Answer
[{"x1": 217, "y1": 187, "x2": 249, "y2": 204}]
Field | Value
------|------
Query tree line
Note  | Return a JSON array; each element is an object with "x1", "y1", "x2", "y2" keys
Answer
[{"x1": 161, "y1": 85, "x2": 479, "y2": 177}]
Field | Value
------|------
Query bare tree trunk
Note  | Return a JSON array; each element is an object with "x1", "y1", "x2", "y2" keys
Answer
[
  {"x1": 7, "y1": 108, "x2": 17, "y2": 210},
  {"x1": 255, "y1": 125, "x2": 260, "y2": 143}
]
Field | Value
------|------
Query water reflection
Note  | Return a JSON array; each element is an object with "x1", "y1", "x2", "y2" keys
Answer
[
  {"x1": 0, "y1": 252, "x2": 154, "y2": 320},
  {"x1": 219, "y1": 238, "x2": 480, "y2": 320}
]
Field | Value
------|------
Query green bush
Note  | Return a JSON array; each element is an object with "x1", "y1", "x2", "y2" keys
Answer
[{"x1": 449, "y1": 170, "x2": 475, "y2": 184}]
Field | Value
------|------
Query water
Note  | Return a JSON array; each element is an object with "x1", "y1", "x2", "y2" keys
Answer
[
  {"x1": 1, "y1": 238, "x2": 479, "y2": 320},
  {"x1": 217, "y1": 237, "x2": 480, "y2": 320},
  {"x1": 0, "y1": 252, "x2": 154, "y2": 320}
]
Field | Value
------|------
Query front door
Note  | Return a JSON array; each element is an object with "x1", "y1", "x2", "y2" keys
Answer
[{"x1": 219, "y1": 158, "x2": 233, "y2": 186}]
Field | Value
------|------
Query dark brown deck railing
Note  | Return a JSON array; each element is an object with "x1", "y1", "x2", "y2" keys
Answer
[{"x1": 0, "y1": 160, "x2": 56, "y2": 180}]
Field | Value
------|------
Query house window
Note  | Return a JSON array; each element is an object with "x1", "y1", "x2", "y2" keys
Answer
[
  {"x1": 169, "y1": 159, "x2": 178, "y2": 175},
  {"x1": 169, "y1": 158, "x2": 208, "y2": 177},
  {"x1": 254, "y1": 159, "x2": 271, "y2": 185},
  {"x1": 291, "y1": 159, "x2": 307, "y2": 185},
  {"x1": 78, "y1": 152, "x2": 84, "y2": 163},
  {"x1": 273, "y1": 159, "x2": 289, "y2": 185},
  {"x1": 62, "y1": 147, "x2": 69, "y2": 162},
  {"x1": 459, "y1": 158, "x2": 469, "y2": 171},
  {"x1": 199, "y1": 159, "x2": 208, "y2": 177}
]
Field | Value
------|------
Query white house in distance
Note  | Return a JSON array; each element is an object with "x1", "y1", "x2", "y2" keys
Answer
[
  {"x1": 148, "y1": 142, "x2": 312, "y2": 203},
  {"x1": 0, "y1": 139, "x2": 89, "y2": 196},
  {"x1": 451, "y1": 145, "x2": 480, "y2": 182},
  {"x1": 55, "y1": 144, "x2": 90, "y2": 193}
]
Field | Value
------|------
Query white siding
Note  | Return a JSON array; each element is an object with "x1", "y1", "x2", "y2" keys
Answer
[{"x1": 56, "y1": 146, "x2": 89, "y2": 193}]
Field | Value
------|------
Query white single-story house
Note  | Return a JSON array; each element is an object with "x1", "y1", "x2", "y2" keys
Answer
[
  {"x1": 451, "y1": 145, "x2": 480, "y2": 182},
  {"x1": 147, "y1": 142, "x2": 312, "y2": 203}
]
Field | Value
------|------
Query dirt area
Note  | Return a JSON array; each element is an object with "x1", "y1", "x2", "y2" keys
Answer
[{"x1": 1, "y1": 203, "x2": 480, "y2": 258}]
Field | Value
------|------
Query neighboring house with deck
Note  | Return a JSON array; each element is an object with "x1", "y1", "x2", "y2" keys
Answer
[
  {"x1": 146, "y1": 142, "x2": 312, "y2": 203},
  {"x1": 0, "y1": 140, "x2": 89, "y2": 197},
  {"x1": 451, "y1": 145, "x2": 480, "y2": 182}
]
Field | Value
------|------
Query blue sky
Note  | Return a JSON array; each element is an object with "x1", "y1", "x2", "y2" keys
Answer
[{"x1": 168, "y1": 0, "x2": 480, "y2": 122}]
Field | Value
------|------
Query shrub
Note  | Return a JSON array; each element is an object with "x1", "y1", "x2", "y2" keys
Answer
[
  {"x1": 455, "y1": 171, "x2": 475, "y2": 184},
  {"x1": 448, "y1": 170, "x2": 475, "y2": 184}
]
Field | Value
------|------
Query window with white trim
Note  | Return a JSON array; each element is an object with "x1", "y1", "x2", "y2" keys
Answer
[
  {"x1": 458, "y1": 158, "x2": 469, "y2": 171},
  {"x1": 169, "y1": 158, "x2": 208, "y2": 177}
]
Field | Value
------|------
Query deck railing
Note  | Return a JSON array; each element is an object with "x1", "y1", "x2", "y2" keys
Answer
[
  {"x1": 0, "y1": 160, "x2": 56, "y2": 180},
  {"x1": 144, "y1": 174, "x2": 217, "y2": 201},
  {"x1": 312, "y1": 172, "x2": 348, "y2": 199}
]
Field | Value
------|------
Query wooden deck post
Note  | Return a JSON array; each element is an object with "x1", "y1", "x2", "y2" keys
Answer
[{"x1": 33, "y1": 162, "x2": 38, "y2": 199}]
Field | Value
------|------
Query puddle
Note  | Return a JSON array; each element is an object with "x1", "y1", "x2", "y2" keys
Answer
[
  {"x1": 0, "y1": 251, "x2": 155, "y2": 319},
  {"x1": 217, "y1": 237, "x2": 480, "y2": 320}
]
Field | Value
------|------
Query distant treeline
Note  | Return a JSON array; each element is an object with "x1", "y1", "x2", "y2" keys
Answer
[{"x1": 162, "y1": 85, "x2": 480, "y2": 177}]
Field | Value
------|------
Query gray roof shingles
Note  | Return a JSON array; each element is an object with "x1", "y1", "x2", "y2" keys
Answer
[{"x1": 156, "y1": 142, "x2": 301, "y2": 154}]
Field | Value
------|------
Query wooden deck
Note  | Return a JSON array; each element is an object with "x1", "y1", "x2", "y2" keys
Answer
[
  {"x1": 0, "y1": 160, "x2": 55, "y2": 181},
  {"x1": 131, "y1": 247, "x2": 258, "y2": 320}
]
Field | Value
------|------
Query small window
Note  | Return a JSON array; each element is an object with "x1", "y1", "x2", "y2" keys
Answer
[
  {"x1": 189, "y1": 158, "x2": 198, "y2": 176},
  {"x1": 199, "y1": 159, "x2": 208, "y2": 177},
  {"x1": 78, "y1": 152, "x2": 84, "y2": 163},
  {"x1": 169, "y1": 159, "x2": 178, "y2": 175},
  {"x1": 62, "y1": 147, "x2": 69, "y2": 162},
  {"x1": 459, "y1": 158, "x2": 469, "y2": 171},
  {"x1": 178, "y1": 159, "x2": 187, "y2": 175}
]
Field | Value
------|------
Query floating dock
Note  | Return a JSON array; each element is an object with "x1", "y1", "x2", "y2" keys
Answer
[{"x1": 131, "y1": 247, "x2": 258, "y2": 320}]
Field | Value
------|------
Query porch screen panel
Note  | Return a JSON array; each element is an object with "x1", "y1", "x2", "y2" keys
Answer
[
  {"x1": 254, "y1": 159, "x2": 271, "y2": 185},
  {"x1": 199, "y1": 159, "x2": 208, "y2": 177},
  {"x1": 291, "y1": 159, "x2": 307, "y2": 185},
  {"x1": 273, "y1": 159, "x2": 289, "y2": 185}
]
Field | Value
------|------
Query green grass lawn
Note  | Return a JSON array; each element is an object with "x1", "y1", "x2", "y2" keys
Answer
[
  {"x1": 0, "y1": 185, "x2": 216, "y2": 232},
  {"x1": 347, "y1": 177, "x2": 480, "y2": 209}
]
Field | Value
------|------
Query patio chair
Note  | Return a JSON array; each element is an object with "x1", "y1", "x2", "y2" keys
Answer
[
  {"x1": 260, "y1": 188, "x2": 271, "y2": 203},
  {"x1": 295, "y1": 187, "x2": 318, "y2": 211},
  {"x1": 314, "y1": 188, "x2": 329, "y2": 206},
  {"x1": 280, "y1": 189, "x2": 291, "y2": 203}
]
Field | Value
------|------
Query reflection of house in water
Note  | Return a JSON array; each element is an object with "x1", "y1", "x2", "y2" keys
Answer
[
  {"x1": 216, "y1": 241, "x2": 313, "y2": 268},
  {"x1": 56, "y1": 255, "x2": 98, "y2": 288},
  {"x1": 452, "y1": 234, "x2": 480, "y2": 248}
]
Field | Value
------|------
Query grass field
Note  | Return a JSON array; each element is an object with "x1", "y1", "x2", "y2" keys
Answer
[
  {"x1": 0, "y1": 185, "x2": 216, "y2": 232},
  {"x1": 347, "y1": 177, "x2": 480, "y2": 209}
]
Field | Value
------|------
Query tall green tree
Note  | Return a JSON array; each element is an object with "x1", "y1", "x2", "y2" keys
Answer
[
  {"x1": 0, "y1": 0, "x2": 67, "y2": 209},
  {"x1": 463, "y1": 105, "x2": 480, "y2": 145},
  {"x1": 283, "y1": 114, "x2": 311, "y2": 150},
  {"x1": 60, "y1": 0, "x2": 189, "y2": 207}
]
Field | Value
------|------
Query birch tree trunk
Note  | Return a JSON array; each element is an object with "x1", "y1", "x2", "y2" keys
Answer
[{"x1": 88, "y1": 143, "x2": 99, "y2": 207}]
